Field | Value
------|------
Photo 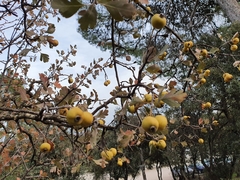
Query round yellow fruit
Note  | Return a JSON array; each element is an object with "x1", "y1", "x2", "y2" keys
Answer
[
  {"x1": 232, "y1": 37, "x2": 239, "y2": 45},
  {"x1": 80, "y1": 111, "x2": 94, "y2": 127},
  {"x1": 156, "y1": 139, "x2": 166, "y2": 149},
  {"x1": 144, "y1": 94, "x2": 152, "y2": 102},
  {"x1": 66, "y1": 107, "x2": 83, "y2": 126},
  {"x1": 151, "y1": 14, "x2": 167, "y2": 29},
  {"x1": 200, "y1": 78, "x2": 206, "y2": 84},
  {"x1": 182, "y1": 47, "x2": 189, "y2": 53},
  {"x1": 40, "y1": 142, "x2": 51, "y2": 152},
  {"x1": 59, "y1": 108, "x2": 68, "y2": 116},
  {"x1": 154, "y1": 98, "x2": 165, "y2": 108},
  {"x1": 128, "y1": 105, "x2": 136, "y2": 113},
  {"x1": 200, "y1": 49, "x2": 208, "y2": 57},
  {"x1": 146, "y1": 6, "x2": 151, "y2": 12},
  {"x1": 104, "y1": 80, "x2": 110, "y2": 86},
  {"x1": 68, "y1": 77, "x2": 73, "y2": 84},
  {"x1": 162, "y1": 135, "x2": 167, "y2": 141},
  {"x1": 198, "y1": 138, "x2": 204, "y2": 144},
  {"x1": 149, "y1": 140, "x2": 157, "y2": 147},
  {"x1": 98, "y1": 119, "x2": 105, "y2": 125},
  {"x1": 204, "y1": 69, "x2": 210, "y2": 77},
  {"x1": 101, "y1": 150, "x2": 114, "y2": 161},
  {"x1": 223, "y1": 73, "x2": 233, "y2": 82},
  {"x1": 205, "y1": 102, "x2": 211, "y2": 108},
  {"x1": 230, "y1": 44, "x2": 238, "y2": 51},
  {"x1": 155, "y1": 115, "x2": 168, "y2": 131},
  {"x1": 117, "y1": 158, "x2": 123, "y2": 166},
  {"x1": 141, "y1": 116, "x2": 159, "y2": 133},
  {"x1": 109, "y1": 148, "x2": 117, "y2": 156},
  {"x1": 184, "y1": 41, "x2": 193, "y2": 48}
]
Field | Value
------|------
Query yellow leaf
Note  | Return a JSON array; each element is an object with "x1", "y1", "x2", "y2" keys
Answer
[
  {"x1": 181, "y1": 141, "x2": 188, "y2": 147},
  {"x1": 92, "y1": 159, "x2": 108, "y2": 168}
]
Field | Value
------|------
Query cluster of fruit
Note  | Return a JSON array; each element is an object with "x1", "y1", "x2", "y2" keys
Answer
[
  {"x1": 141, "y1": 115, "x2": 168, "y2": 134},
  {"x1": 100, "y1": 148, "x2": 117, "y2": 161},
  {"x1": 65, "y1": 107, "x2": 93, "y2": 127},
  {"x1": 230, "y1": 37, "x2": 239, "y2": 52},
  {"x1": 149, "y1": 136, "x2": 167, "y2": 150},
  {"x1": 182, "y1": 41, "x2": 194, "y2": 53},
  {"x1": 128, "y1": 91, "x2": 168, "y2": 114}
]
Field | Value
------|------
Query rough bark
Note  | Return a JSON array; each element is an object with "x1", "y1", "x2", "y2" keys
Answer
[{"x1": 216, "y1": 0, "x2": 240, "y2": 23}]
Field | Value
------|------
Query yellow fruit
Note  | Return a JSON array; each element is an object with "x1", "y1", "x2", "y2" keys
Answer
[
  {"x1": 141, "y1": 116, "x2": 159, "y2": 133},
  {"x1": 151, "y1": 14, "x2": 167, "y2": 29},
  {"x1": 223, "y1": 73, "x2": 233, "y2": 82},
  {"x1": 212, "y1": 120, "x2": 219, "y2": 126},
  {"x1": 128, "y1": 105, "x2": 136, "y2": 113},
  {"x1": 98, "y1": 119, "x2": 105, "y2": 125},
  {"x1": 158, "y1": 52, "x2": 167, "y2": 60},
  {"x1": 200, "y1": 49, "x2": 208, "y2": 57},
  {"x1": 144, "y1": 94, "x2": 152, "y2": 102},
  {"x1": 149, "y1": 140, "x2": 157, "y2": 147},
  {"x1": 182, "y1": 47, "x2": 189, "y2": 53},
  {"x1": 101, "y1": 150, "x2": 114, "y2": 161},
  {"x1": 162, "y1": 135, "x2": 167, "y2": 141},
  {"x1": 117, "y1": 158, "x2": 123, "y2": 166},
  {"x1": 154, "y1": 98, "x2": 165, "y2": 108},
  {"x1": 230, "y1": 44, "x2": 238, "y2": 51},
  {"x1": 146, "y1": 6, "x2": 151, "y2": 12},
  {"x1": 40, "y1": 142, "x2": 51, "y2": 152},
  {"x1": 200, "y1": 78, "x2": 206, "y2": 84},
  {"x1": 66, "y1": 107, "x2": 83, "y2": 126},
  {"x1": 104, "y1": 80, "x2": 110, "y2": 86},
  {"x1": 59, "y1": 108, "x2": 68, "y2": 116},
  {"x1": 204, "y1": 69, "x2": 210, "y2": 77},
  {"x1": 68, "y1": 77, "x2": 73, "y2": 84},
  {"x1": 184, "y1": 41, "x2": 193, "y2": 48},
  {"x1": 201, "y1": 103, "x2": 206, "y2": 109},
  {"x1": 205, "y1": 102, "x2": 211, "y2": 108},
  {"x1": 183, "y1": 116, "x2": 190, "y2": 120},
  {"x1": 110, "y1": 148, "x2": 117, "y2": 156},
  {"x1": 155, "y1": 115, "x2": 168, "y2": 131},
  {"x1": 198, "y1": 138, "x2": 204, "y2": 144},
  {"x1": 80, "y1": 111, "x2": 94, "y2": 127},
  {"x1": 156, "y1": 139, "x2": 166, "y2": 149},
  {"x1": 232, "y1": 37, "x2": 239, "y2": 45}
]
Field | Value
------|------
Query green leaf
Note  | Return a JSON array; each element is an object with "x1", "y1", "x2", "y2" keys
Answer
[
  {"x1": 162, "y1": 98, "x2": 180, "y2": 107},
  {"x1": 146, "y1": 64, "x2": 162, "y2": 74},
  {"x1": 51, "y1": 0, "x2": 84, "y2": 18},
  {"x1": 40, "y1": 53, "x2": 49, "y2": 63},
  {"x1": 78, "y1": 4, "x2": 97, "y2": 30},
  {"x1": 99, "y1": 0, "x2": 136, "y2": 21}
]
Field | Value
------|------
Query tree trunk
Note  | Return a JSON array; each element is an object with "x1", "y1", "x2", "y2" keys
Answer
[{"x1": 216, "y1": 0, "x2": 240, "y2": 23}]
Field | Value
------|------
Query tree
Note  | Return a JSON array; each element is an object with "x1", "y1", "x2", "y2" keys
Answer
[
  {"x1": 216, "y1": 0, "x2": 240, "y2": 23},
  {"x1": 1, "y1": 0, "x2": 240, "y2": 180}
]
